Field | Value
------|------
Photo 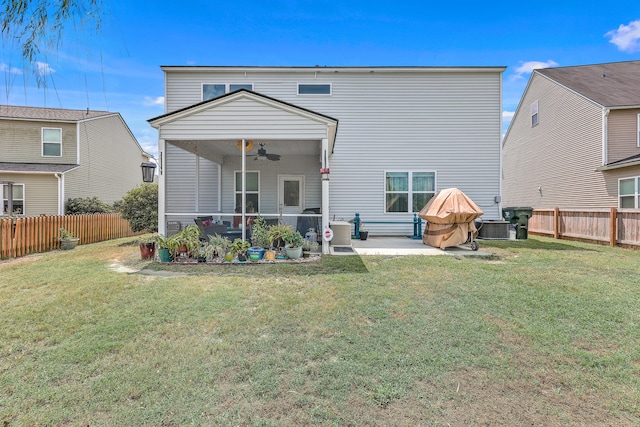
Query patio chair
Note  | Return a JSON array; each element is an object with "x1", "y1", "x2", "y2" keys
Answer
[{"x1": 194, "y1": 217, "x2": 228, "y2": 241}]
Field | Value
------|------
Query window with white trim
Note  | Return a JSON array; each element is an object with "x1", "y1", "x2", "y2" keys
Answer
[
  {"x1": 298, "y1": 83, "x2": 331, "y2": 95},
  {"x1": 235, "y1": 171, "x2": 260, "y2": 212},
  {"x1": 2, "y1": 183, "x2": 24, "y2": 215},
  {"x1": 619, "y1": 177, "x2": 639, "y2": 208},
  {"x1": 42, "y1": 127, "x2": 62, "y2": 157},
  {"x1": 385, "y1": 171, "x2": 436, "y2": 213},
  {"x1": 203, "y1": 83, "x2": 253, "y2": 101},
  {"x1": 531, "y1": 100, "x2": 539, "y2": 127}
]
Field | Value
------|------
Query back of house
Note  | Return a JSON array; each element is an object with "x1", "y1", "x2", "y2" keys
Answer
[{"x1": 151, "y1": 65, "x2": 505, "y2": 241}]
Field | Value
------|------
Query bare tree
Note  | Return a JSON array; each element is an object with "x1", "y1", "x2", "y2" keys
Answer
[{"x1": 1, "y1": 0, "x2": 103, "y2": 85}]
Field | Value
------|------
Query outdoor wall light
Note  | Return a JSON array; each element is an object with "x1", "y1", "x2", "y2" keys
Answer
[{"x1": 141, "y1": 162, "x2": 157, "y2": 183}]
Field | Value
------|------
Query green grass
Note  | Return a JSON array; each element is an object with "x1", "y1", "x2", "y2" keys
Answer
[{"x1": 1, "y1": 237, "x2": 639, "y2": 425}]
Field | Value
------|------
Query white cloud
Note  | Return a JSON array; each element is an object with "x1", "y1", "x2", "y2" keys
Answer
[
  {"x1": 0, "y1": 63, "x2": 22, "y2": 74},
  {"x1": 143, "y1": 96, "x2": 164, "y2": 107},
  {"x1": 511, "y1": 60, "x2": 559, "y2": 80},
  {"x1": 605, "y1": 20, "x2": 640, "y2": 53},
  {"x1": 502, "y1": 111, "x2": 515, "y2": 120},
  {"x1": 33, "y1": 61, "x2": 55, "y2": 76}
]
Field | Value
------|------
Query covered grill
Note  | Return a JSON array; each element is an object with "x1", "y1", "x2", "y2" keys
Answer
[{"x1": 418, "y1": 188, "x2": 483, "y2": 250}]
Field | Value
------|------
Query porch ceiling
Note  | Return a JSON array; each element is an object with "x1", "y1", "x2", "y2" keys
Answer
[{"x1": 170, "y1": 139, "x2": 320, "y2": 163}]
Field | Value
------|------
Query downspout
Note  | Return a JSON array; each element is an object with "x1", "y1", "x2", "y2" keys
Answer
[
  {"x1": 55, "y1": 173, "x2": 63, "y2": 215},
  {"x1": 602, "y1": 107, "x2": 610, "y2": 166},
  {"x1": 217, "y1": 163, "x2": 222, "y2": 213}
]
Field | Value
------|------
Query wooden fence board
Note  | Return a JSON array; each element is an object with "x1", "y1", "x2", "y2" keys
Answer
[
  {"x1": 529, "y1": 208, "x2": 640, "y2": 248},
  {"x1": 0, "y1": 213, "x2": 135, "y2": 259}
]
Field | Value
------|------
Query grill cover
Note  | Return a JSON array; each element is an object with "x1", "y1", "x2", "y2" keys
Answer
[{"x1": 418, "y1": 188, "x2": 483, "y2": 248}]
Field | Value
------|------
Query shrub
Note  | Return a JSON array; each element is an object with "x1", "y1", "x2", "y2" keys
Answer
[
  {"x1": 115, "y1": 183, "x2": 158, "y2": 232},
  {"x1": 65, "y1": 196, "x2": 113, "y2": 215}
]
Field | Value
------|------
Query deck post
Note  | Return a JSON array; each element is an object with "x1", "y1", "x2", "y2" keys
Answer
[{"x1": 610, "y1": 207, "x2": 617, "y2": 247}]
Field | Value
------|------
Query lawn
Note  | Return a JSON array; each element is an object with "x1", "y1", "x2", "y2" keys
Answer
[{"x1": 0, "y1": 236, "x2": 639, "y2": 426}]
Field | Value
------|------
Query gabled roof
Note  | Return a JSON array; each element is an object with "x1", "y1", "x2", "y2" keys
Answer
[
  {"x1": 0, "y1": 105, "x2": 114, "y2": 122},
  {"x1": 0, "y1": 162, "x2": 79, "y2": 174},
  {"x1": 148, "y1": 89, "x2": 338, "y2": 125},
  {"x1": 536, "y1": 61, "x2": 640, "y2": 108}
]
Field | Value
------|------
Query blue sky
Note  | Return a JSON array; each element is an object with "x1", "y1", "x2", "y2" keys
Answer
[{"x1": 1, "y1": 1, "x2": 639, "y2": 157}]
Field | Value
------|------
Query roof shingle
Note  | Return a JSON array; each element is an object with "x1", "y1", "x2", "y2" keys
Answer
[
  {"x1": 0, "y1": 105, "x2": 113, "y2": 122},
  {"x1": 536, "y1": 61, "x2": 640, "y2": 108}
]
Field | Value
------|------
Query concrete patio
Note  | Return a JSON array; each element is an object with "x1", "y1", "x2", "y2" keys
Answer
[{"x1": 330, "y1": 236, "x2": 494, "y2": 256}]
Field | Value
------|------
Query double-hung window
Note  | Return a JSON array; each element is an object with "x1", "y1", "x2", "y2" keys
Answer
[
  {"x1": 2, "y1": 183, "x2": 24, "y2": 215},
  {"x1": 531, "y1": 101, "x2": 539, "y2": 127},
  {"x1": 42, "y1": 128, "x2": 62, "y2": 157},
  {"x1": 203, "y1": 83, "x2": 253, "y2": 101},
  {"x1": 619, "y1": 177, "x2": 639, "y2": 208},
  {"x1": 235, "y1": 171, "x2": 260, "y2": 212},
  {"x1": 385, "y1": 171, "x2": 435, "y2": 213}
]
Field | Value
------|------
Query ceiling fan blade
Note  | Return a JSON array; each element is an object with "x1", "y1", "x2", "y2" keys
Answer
[{"x1": 266, "y1": 153, "x2": 281, "y2": 161}]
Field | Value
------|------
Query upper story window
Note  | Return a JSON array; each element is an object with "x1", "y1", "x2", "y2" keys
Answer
[
  {"x1": 385, "y1": 171, "x2": 436, "y2": 213},
  {"x1": 2, "y1": 183, "x2": 24, "y2": 215},
  {"x1": 298, "y1": 83, "x2": 331, "y2": 95},
  {"x1": 42, "y1": 128, "x2": 62, "y2": 157},
  {"x1": 531, "y1": 101, "x2": 539, "y2": 127},
  {"x1": 619, "y1": 177, "x2": 638, "y2": 208},
  {"x1": 202, "y1": 83, "x2": 253, "y2": 101}
]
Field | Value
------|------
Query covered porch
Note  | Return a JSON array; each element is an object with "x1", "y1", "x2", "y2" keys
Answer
[{"x1": 148, "y1": 90, "x2": 338, "y2": 254}]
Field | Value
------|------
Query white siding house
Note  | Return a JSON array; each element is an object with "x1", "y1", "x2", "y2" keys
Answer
[{"x1": 149, "y1": 66, "x2": 506, "y2": 253}]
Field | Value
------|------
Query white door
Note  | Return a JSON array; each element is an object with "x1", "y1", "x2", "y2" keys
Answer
[{"x1": 278, "y1": 175, "x2": 304, "y2": 228}]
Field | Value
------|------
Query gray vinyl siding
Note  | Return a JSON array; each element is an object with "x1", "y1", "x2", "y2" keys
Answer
[
  {"x1": 163, "y1": 67, "x2": 504, "y2": 234},
  {"x1": 0, "y1": 119, "x2": 77, "y2": 164},
  {"x1": 65, "y1": 115, "x2": 146, "y2": 204},
  {"x1": 607, "y1": 109, "x2": 640, "y2": 163},
  {"x1": 0, "y1": 173, "x2": 59, "y2": 216},
  {"x1": 165, "y1": 143, "x2": 198, "y2": 212},
  {"x1": 502, "y1": 73, "x2": 607, "y2": 209}
]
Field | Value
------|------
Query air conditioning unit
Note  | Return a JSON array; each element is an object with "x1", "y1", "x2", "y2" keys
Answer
[
  {"x1": 476, "y1": 220, "x2": 510, "y2": 240},
  {"x1": 329, "y1": 221, "x2": 352, "y2": 246}
]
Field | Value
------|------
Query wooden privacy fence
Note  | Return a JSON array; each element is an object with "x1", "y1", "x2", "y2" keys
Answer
[
  {"x1": 529, "y1": 208, "x2": 640, "y2": 248},
  {"x1": 0, "y1": 213, "x2": 135, "y2": 259}
]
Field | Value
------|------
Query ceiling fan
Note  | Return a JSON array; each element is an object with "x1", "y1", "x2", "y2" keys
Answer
[{"x1": 254, "y1": 143, "x2": 281, "y2": 161}]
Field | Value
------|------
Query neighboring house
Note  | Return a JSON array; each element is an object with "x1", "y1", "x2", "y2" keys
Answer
[
  {"x1": 148, "y1": 66, "x2": 506, "y2": 253},
  {"x1": 0, "y1": 105, "x2": 153, "y2": 216},
  {"x1": 503, "y1": 60, "x2": 640, "y2": 209}
]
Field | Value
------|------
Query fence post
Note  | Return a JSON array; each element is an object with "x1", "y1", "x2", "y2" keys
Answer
[
  {"x1": 610, "y1": 207, "x2": 617, "y2": 247},
  {"x1": 554, "y1": 207, "x2": 560, "y2": 239}
]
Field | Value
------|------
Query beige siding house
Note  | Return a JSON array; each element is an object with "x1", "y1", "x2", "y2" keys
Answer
[
  {"x1": 0, "y1": 106, "x2": 153, "y2": 216},
  {"x1": 503, "y1": 61, "x2": 640, "y2": 209},
  {"x1": 149, "y1": 66, "x2": 506, "y2": 253}
]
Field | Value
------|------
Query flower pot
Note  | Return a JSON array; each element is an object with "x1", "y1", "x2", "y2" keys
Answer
[
  {"x1": 248, "y1": 247, "x2": 264, "y2": 261},
  {"x1": 285, "y1": 245, "x2": 303, "y2": 259},
  {"x1": 237, "y1": 252, "x2": 248, "y2": 262},
  {"x1": 139, "y1": 242, "x2": 156, "y2": 259},
  {"x1": 225, "y1": 253, "x2": 233, "y2": 262},
  {"x1": 359, "y1": 231, "x2": 369, "y2": 240},
  {"x1": 265, "y1": 250, "x2": 276, "y2": 260},
  {"x1": 60, "y1": 237, "x2": 80, "y2": 250},
  {"x1": 158, "y1": 248, "x2": 172, "y2": 262}
]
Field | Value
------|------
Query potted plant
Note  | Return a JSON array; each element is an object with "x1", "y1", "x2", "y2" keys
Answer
[
  {"x1": 173, "y1": 224, "x2": 201, "y2": 259},
  {"x1": 139, "y1": 235, "x2": 156, "y2": 259},
  {"x1": 267, "y1": 224, "x2": 292, "y2": 249},
  {"x1": 59, "y1": 228, "x2": 80, "y2": 250},
  {"x1": 249, "y1": 214, "x2": 269, "y2": 260},
  {"x1": 229, "y1": 238, "x2": 251, "y2": 262},
  {"x1": 155, "y1": 234, "x2": 177, "y2": 262},
  {"x1": 359, "y1": 223, "x2": 369, "y2": 240},
  {"x1": 206, "y1": 234, "x2": 232, "y2": 262},
  {"x1": 283, "y1": 228, "x2": 304, "y2": 259}
]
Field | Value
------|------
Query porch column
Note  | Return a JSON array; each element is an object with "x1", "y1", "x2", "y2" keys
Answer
[
  {"x1": 158, "y1": 138, "x2": 166, "y2": 236},
  {"x1": 321, "y1": 138, "x2": 330, "y2": 255}
]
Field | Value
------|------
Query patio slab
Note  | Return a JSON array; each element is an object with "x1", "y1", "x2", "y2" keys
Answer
[{"x1": 331, "y1": 236, "x2": 493, "y2": 256}]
